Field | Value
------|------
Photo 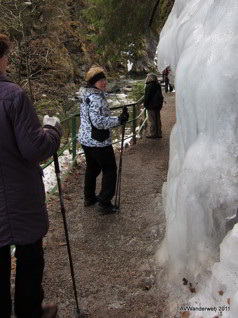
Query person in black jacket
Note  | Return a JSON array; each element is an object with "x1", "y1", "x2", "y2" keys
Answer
[{"x1": 144, "y1": 73, "x2": 164, "y2": 138}]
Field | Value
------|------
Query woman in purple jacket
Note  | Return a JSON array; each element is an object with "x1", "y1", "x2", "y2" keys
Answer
[{"x1": 0, "y1": 35, "x2": 62, "y2": 318}]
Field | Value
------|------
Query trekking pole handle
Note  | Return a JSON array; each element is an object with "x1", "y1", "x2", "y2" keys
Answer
[{"x1": 53, "y1": 153, "x2": 60, "y2": 174}]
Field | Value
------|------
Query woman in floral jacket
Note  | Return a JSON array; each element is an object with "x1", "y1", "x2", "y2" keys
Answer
[{"x1": 78, "y1": 66, "x2": 128, "y2": 213}]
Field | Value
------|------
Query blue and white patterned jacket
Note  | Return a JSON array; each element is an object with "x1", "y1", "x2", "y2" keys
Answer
[{"x1": 78, "y1": 86, "x2": 120, "y2": 147}]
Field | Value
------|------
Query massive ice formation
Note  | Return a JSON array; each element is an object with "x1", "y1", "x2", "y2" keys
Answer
[{"x1": 157, "y1": 0, "x2": 238, "y2": 283}]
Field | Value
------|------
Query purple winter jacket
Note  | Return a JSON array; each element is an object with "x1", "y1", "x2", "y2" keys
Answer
[{"x1": 0, "y1": 73, "x2": 60, "y2": 247}]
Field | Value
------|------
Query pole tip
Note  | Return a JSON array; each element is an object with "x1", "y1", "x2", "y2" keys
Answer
[{"x1": 75, "y1": 308, "x2": 89, "y2": 318}]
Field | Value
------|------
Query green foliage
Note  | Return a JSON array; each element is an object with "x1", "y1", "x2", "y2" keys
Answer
[
  {"x1": 81, "y1": 0, "x2": 175, "y2": 68},
  {"x1": 83, "y1": 1, "x2": 156, "y2": 60},
  {"x1": 128, "y1": 81, "x2": 145, "y2": 102}
]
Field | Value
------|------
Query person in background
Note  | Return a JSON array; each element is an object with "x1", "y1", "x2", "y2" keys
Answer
[
  {"x1": 0, "y1": 34, "x2": 62, "y2": 318},
  {"x1": 78, "y1": 66, "x2": 129, "y2": 214},
  {"x1": 162, "y1": 67, "x2": 173, "y2": 93},
  {"x1": 144, "y1": 73, "x2": 164, "y2": 139}
]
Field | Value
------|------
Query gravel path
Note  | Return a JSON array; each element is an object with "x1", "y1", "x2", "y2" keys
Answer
[{"x1": 43, "y1": 92, "x2": 176, "y2": 318}]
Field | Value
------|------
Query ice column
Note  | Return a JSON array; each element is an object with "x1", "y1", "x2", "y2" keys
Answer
[{"x1": 157, "y1": 0, "x2": 238, "y2": 281}]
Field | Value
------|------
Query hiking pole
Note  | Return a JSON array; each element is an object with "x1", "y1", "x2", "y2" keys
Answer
[
  {"x1": 53, "y1": 154, "x2": 81, "y2": 318},
  {"x1": 114, "y1": 122, "x2": 126, "y2": 212}
]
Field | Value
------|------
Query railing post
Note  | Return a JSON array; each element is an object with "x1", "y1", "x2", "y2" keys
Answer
[
  {"x1": 72, "y1": 116, "x2": 77, "y2": 163},
  {"x1": 132, "y1": 104, "x2": 136, "y2": 145}
]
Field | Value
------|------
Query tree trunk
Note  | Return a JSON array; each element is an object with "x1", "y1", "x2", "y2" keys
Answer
[{"x1": 148, "y1": 0, "x2": 160, "y2": 28}]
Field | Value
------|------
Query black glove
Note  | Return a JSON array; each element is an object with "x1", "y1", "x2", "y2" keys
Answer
[
  {"x1": 118, "y1": 106, "x2": 129, "y2": 124},
  {"x1": 43, "y1": 115, "x2": 63, "y2": 137}
]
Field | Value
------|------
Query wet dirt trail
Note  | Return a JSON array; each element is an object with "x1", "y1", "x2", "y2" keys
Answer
[{"x1": 43, "y1": 92, "x2": 176, "y2": 318}]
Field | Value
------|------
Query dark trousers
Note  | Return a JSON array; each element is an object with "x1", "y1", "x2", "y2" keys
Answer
[
  {"x1": 165, "y1": 77, "x2": 173, "y2": 92},
  {"x1": 82, "y1": 145, "x2": 117, "y2": 203},
  {"x1": 147, "y1": 109, "x2": 162, "y2": 137},
  {"x1": 0, "y1": 240, "x2": 44, "y2": 318},
  {"x1": 164, "y1": 77, "x2": 169, "y2": 93}
]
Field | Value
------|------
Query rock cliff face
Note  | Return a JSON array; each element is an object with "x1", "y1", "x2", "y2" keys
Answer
[
  {"x1": 129, "y1": 31, "x2": 159, "y2": 75},
  {"x1": 129, "y1": 0, "x2": 175, "y2": 75}
]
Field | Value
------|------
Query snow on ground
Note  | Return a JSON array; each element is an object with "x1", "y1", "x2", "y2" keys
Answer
[{"x1": 42, "y1": 150, "x2": 81, "y2": 195}]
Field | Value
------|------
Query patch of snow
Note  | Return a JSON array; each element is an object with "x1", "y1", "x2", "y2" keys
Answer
[
  {"x1": 127, "y1": 60, "x2": 133, "y2": 72},
  {"x1": 42, "y1": 150, "x2": 74, "y2": 195}
]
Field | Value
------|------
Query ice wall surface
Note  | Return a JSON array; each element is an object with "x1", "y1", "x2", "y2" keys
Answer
[{"x1": 157, "y1": 0, "x2": 238, "y2": 284}]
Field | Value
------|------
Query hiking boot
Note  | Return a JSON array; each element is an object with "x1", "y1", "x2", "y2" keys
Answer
[
  {"x1": 84, "y1": 196, "x2": 98, "y2": 207},
  {"x1": 97, "y1": 201, "x2": 118, "y2": 214},
  {"x1": 41, "y1": 304, "x2": 58, "y2": 318}
]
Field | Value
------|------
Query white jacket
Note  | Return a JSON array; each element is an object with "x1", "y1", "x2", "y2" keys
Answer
[{"x1": 78, "y1": 86, "x2": 120, "y2": 147}]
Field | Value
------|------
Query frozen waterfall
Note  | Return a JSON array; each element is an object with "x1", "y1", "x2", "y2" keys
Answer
[{"x1": 157, "y1": 0, "x2": 238, "y2": 316}]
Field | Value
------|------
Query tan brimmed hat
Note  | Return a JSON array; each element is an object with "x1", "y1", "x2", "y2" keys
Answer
[{"x1": 85, "y1": 66, "x2": 106, "y2": 85}]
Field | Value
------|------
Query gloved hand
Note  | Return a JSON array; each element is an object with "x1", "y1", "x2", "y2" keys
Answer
[
  {"x1": 43, "y1": 115, "x2": 63, "y2": 137},
  {"x1": 118, "y1": 106, "x2": 129, "y2": 124}
]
